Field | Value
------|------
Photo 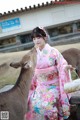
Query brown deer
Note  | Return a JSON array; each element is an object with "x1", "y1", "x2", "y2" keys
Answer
[
  {"x1": 62, "y1": 48, "x2": 80, "y2": 78},
  {"x1": 0, "y1": 47, "x2": 37, "y2": 120}
]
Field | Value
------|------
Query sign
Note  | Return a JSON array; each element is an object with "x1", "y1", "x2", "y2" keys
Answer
[
  {"x1": 0, "y1": 111, "x2": 9, "y2": 120},
  {"x1": 0, "y1": 22, "x2": 2, "y2": 33},
  {"x1": 0, "y1": 18, "x2": 21, "y2": 32}
]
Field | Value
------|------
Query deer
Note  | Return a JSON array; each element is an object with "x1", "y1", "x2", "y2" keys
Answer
[
  {"x1": 62, "y1": 48, "x2": 80, "y2": 78},
  {"x1": 0, "y1": 47, "x2": 37, "y2": 120}
]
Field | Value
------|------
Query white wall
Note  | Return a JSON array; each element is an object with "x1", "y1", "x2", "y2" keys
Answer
[{"x1": 0, "y1": 4, "x2": 80, "y2": 39}]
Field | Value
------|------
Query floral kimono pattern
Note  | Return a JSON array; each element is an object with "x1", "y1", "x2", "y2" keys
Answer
[{"x1": 26, "y1": 44, "x2": 70, "y2": 120}]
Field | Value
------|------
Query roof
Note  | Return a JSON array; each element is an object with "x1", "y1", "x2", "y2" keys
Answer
[{"x1": 0, "y1": 0, "x2": 80, "y2": 17}]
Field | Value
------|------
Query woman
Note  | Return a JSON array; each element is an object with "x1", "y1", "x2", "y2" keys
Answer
[{"x1": 25, "y1": 27, "x2": 71, "y2": 120}]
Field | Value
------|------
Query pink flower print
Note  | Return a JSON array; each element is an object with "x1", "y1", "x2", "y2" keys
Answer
[
  {"x1": 47, "y1": 72, "x2": 58, "y2": 81},
  {"x1": 43, "y1": 94, "x2": 51, "y2": 102},
  {"x1": 49, "y1": 96, "x2": 54, "y2": 102},
  {"x1": 48, "y1": 74, "x2": 54, "y2": 81}
]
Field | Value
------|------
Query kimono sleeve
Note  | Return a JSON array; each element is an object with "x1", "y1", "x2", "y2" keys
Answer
[
  {"x1": 51, "y1": 48, "x2": 70, "y2": 114},
  {"x1": 56, "y1": 49, "x2": 70, "y2": 84}
]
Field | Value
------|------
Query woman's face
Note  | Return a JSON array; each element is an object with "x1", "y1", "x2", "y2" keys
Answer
[{"x1": 33, "y1": 37, "x2": 46, "y2": 49}]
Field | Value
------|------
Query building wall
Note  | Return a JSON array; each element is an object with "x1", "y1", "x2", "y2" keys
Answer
[{"x1": 0, "y1": 4, "x2": 80, "y2": 39}]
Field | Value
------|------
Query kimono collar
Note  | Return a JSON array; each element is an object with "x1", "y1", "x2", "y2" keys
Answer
[{"x1": 36, "y1": 43, "x2": 50, "y2": 53}]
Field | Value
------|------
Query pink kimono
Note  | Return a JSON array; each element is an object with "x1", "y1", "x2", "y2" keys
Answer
[{"x1": 26, "y1": 44, "x2": 70, "y2": 120}]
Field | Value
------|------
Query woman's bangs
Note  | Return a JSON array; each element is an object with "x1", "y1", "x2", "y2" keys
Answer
[{"x1": 32, "y1": 33, "x2": 42, "y2": 39}]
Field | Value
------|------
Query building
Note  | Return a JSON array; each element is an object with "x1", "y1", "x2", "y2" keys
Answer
[{"x1": 0, "y1": 0, "x2": 80, "y2": 52}]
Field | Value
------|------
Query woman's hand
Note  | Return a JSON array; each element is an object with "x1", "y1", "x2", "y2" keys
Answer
[{"x1": 65, "y1": 65, "x2": 75, "y2": 71}]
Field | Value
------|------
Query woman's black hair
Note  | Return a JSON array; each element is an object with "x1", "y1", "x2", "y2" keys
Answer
[{"x1": 31, "y1": 27, "x2": 47, "y2": 39}]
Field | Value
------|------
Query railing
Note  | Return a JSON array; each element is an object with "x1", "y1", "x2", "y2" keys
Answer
[
  {"x1": 0, "y1": 42, "x2": 34, "y2": 52},
  {"x1": 50, "y1": 31, "x2": 80, "y2": 41},
  {"x1": 49, "y1": 32, "x2": 80, "y2": 46}
]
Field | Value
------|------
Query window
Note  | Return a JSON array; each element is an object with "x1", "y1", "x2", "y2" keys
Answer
[
  {"x1": 77, "y1": 22, "x2": 80, "y2": 31},
  {"x1": 20, "y1": 33, "x2": 32, "y2": 44},
  {"x1": 0, "y1": 37, "x2": 16, "y2": 47},
  {"x1": 48, "y1": 23, "x2": 73, "y2": 38}
]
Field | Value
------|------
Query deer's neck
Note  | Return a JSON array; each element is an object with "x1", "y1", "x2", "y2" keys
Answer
[{"x1": 15, "y1": 68, "x2": 34, "y2": 101}]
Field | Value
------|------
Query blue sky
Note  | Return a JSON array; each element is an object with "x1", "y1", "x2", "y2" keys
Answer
[{"x1": 0, "y1": 0, "x2": 51, "y2": 13}]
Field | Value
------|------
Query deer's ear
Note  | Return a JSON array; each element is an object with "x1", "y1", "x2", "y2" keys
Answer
[
  {"x1": 24, "y1": 61, "x2": 32, "y2": 69},
  {"x1": 10, "y1": 62, "x2": 21, "y2": 68}
]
